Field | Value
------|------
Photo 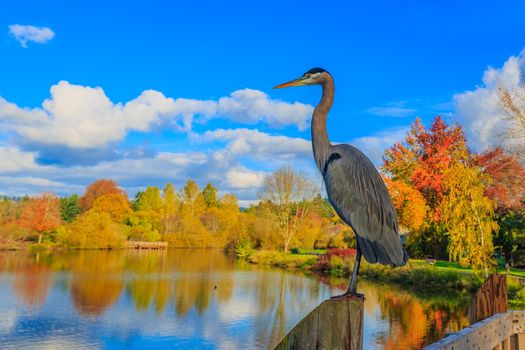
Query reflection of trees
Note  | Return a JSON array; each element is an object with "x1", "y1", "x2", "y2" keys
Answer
[
  {"x1": 12, "y1": 253, "x2": 52, "y2": 308},
  {"x1": 171, "y1": 250, "x2": 234, "y2": 316},
  {"x1": 69, "y1": 250, "x2": 126, "y2": 316},
  {"x1": 123, "y1": 249, "x2": 235, "y2": 316},
  {"x1": 126, "y1": 250, "x2": 168, "y2": 311},
  {"x1": 235, "y1": 268, "x2": 323, "y2": 349},
  {"x1": 4, "y1": 249, "x2": 237, "y2": 317},
  {"x1": 371, "y1": 282, "x2": 469, "y2": 350}
]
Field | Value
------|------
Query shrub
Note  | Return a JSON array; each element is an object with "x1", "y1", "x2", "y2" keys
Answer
[
  {"x1": 312, "y1": 248, "x2": 356, "y2": 273},
  {"x1": 235, "y1": 240, "x2": 254, "y2": 259}
]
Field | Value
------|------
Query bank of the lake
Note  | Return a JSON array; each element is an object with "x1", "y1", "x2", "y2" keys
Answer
[{"x1": 239, "y1": 249, "x2": 525, "y2": 306}]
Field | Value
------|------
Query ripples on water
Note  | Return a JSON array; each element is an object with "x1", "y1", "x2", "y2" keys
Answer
[{"x1": 0, "y1": 250, "x2": 469, "y2": 349}]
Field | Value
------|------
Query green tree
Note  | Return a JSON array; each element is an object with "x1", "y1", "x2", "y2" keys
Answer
[
  {"x1": 132, "y1": 191, "x2": 143, "y2": 211},
  {"x1": 494, "y1": 212, "x2": 525, "y2": 266},
  {"x1": 136, "y1": 187, "x2": 163, "y2": 212},
  {"x1": 60, "y1": 195, "x2": 81, "y2": 223},
  {"x1": 202, "y1": 183, "x2": 219, "y2": 208}
]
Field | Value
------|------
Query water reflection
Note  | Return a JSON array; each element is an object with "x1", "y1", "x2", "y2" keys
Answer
[{"x1": 0, "y1": 250, "x2": 468, "y2": 349}]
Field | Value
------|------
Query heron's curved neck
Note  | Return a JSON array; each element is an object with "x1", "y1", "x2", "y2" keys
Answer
[{"x1": 312, "y1": 76, "x2": 334, "y2": 172}]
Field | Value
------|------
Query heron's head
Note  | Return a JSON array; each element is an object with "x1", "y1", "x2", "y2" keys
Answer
[{"x1": 273, "y1": 67, "x2": 331, "y2": 89}]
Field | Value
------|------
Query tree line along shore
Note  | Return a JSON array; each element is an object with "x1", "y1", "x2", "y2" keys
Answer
[{"x1": 1, "y1": 116, "x2": 524, "y2": 302}]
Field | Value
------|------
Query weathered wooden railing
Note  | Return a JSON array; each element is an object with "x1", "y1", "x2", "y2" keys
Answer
[
  {"x1": 423, "y1": 310, "x2": 525, "y2": 350},
  {"x1": 424, "y1": 274, "x2": 525, "y2": 350},
  {"x1": 126, "y1": 241, "x2": 168, "y2": 249}
]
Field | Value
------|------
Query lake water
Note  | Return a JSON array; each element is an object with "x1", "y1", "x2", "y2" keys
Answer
[{"x1": 0, "y1": 249, "x2": 469, "y2": 349}]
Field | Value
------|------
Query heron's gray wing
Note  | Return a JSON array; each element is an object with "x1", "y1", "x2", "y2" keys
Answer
[{"x1": 324, "y1": 145, "x2": 406, "y2": 266}]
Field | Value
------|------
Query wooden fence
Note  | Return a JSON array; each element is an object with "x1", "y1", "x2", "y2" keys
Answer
[
  {"x1": 423, "y1": 310, "x2": 525, "y2": 350},
  {"x1": 425, "y1": 274, "x2": 524, "y2": 350}
]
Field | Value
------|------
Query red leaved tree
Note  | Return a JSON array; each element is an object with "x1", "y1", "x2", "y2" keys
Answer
[
  {"x1": 478, "y1": 147, "x2": 525, "y2": 214},
  {"x1": 384, "y1": 116, "x2": 468, "y2": 221},
  {"x1": 410, "y1": 116, "x2": 468, "y2": 220},
  {"x1": 19, "y1": 193, "x2": 61, "y2": 243},
  {"x1": 79, "y1": 179, "x2": 127, "y2": 212}
]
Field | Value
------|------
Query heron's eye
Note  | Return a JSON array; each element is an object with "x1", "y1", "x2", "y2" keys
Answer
[{"x1": 305, "y1": 74, "x2": 311, "y2": 78}]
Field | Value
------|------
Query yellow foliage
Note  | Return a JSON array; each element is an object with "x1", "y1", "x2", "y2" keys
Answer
[
  {"x1": 91, "y1": 193, "x2": 132, "y2": 223},
  {"x1": 441, "y1": 162, "x2": 498, "y2": 271},
  {"x1": 60, "y1": 210, "x2": 127, "y2": 249}
]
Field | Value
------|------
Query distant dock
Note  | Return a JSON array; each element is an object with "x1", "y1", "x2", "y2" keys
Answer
[{"x1": 126, "y1": 241, "x2": 168, "y2": 250}]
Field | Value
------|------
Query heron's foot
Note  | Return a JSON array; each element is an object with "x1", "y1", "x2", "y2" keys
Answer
[{"x1": 330, "y1": 292, "x2": 365, "y2": 301}]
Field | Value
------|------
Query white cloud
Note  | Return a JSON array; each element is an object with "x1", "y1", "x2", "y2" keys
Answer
[
  {"x1": 0, "y1": 146, "x2": 42, "y2": 173},
  {"x1": 217, "y1": 89, "x2": 313, "y2": 130},
  {"x1": 201, "y1": 128, "x2": 311, "y2": 160},
  {"x1": 454, "y1": 49, "x2": 525, "y2": 152},
  {"x1": 350, "y1": 127, "x2": 410, "y2": 164},
  {"x1": 8, "y1": 24, "x2": 55, "y2": 47},
  {"x1": 0, "y1": 82, "x2": 312, "y2": 150},
  {"x1": 226, "y1": 167, "x2": 266, "y2": 189},
  {"x1": 366, "y1": 101, "x2": 416, "y2": 118}
]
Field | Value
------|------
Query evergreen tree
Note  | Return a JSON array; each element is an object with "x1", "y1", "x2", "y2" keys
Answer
[{"x1": 60, "y1": 194, "x2": 81, "y2": 223}]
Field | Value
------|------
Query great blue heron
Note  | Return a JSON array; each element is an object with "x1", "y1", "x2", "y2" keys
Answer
[{"x1": 274, "y1": 68, "x2": 408, "y2": 298}]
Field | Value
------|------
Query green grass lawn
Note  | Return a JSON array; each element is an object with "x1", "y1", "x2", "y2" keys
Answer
[{"x1": 410, "y1": 258, "x2": 525, "y2": 278}]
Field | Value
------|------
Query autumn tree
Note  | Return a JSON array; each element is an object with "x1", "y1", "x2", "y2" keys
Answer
[
  {"x1": 181, "y1": 180, "x2": 206, "y2": 220},
  {"x1": 477, "y1": 147, "x2": 525, "y2": 265},
  {"x1": 19, "y1": 193, "x2": 62, "y2": 244},
  {"x1": 61, "y1": 210, "x2": 127, "y2": 248},
  {"x1": 258, "y1": 166, "x2": 318, "y2": 253},
  {"x1": 162, "y1": 183, "x2": 180, "y2": 234},
  {"x1": 383, "y1": 116, "x2": 498, "y2": 267},
  {"x1": 477, "y1": 147, "x2": 525, "y2": 214},
  {"x1": 440, "y1": 162, "x2": 498, "y2": 272},
  {"x1": 383, "y1": 177, "x2": 427, "y2": 232},
  {"x1": 135, "y1": 186, "x2": 163, "y2": 212},
  {"x1": 90, "y1": 193, "x2": 132, "y2": 223},
  {"x1": 202, "y1": 183, "x2": 219, "y2": 208},
  {"x1": 0, "y1": 198, "x2": 30, "y2": 247},
  {"x1": 498, "y1": 84, "x2": 525, "y2": 160},
  {"x1": 79, "y1": 179, "x2": 126, "y2": 211}
]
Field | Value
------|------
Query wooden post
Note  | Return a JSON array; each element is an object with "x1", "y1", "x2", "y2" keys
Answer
[
  {"x1": 468, "y1": 274, "x2": 507, "y2": 324},
  {"x1": 275, "y1": 298, "x2": 364, "y2": 350}
]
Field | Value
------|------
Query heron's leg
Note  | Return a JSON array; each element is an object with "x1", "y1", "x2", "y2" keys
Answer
[
  {"x1": 330, "y1": 248, "x2": 364, "y2": 300},
  {"x1": 346, "y1": 248, "x2": 362, "y2": 295}
]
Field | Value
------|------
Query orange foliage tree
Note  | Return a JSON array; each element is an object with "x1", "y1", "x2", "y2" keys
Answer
[
  {"x1": 19, "y1": 193, "x2": 61, "y2": 243},
  {"x1": 383, "y1": 117, "x2": 498, "y2": 268},
  {"x1": 383, "y1": 177, "x2": 427, "y2": 232},
  {"x1": 385, "y1": 117, "x2": 467, "y2": 216},
  {"x1": 91, "y1": 193, "x2": 132, "y2": 223},
  {"x1": 477, "y1": 147, "x2": 525, "y2": 213},
  {"x1": 79, "y1": 179, "x2": 126, "y2": 211}
]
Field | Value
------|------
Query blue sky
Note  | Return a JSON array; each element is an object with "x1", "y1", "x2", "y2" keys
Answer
[{"x1": 1, "y1": 0, "x2": 524, "y2": 204}]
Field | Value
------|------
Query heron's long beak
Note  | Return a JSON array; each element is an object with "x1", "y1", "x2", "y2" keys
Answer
[{"x1": 273, "y1": 77, "x2": 307, "y2": 89}]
